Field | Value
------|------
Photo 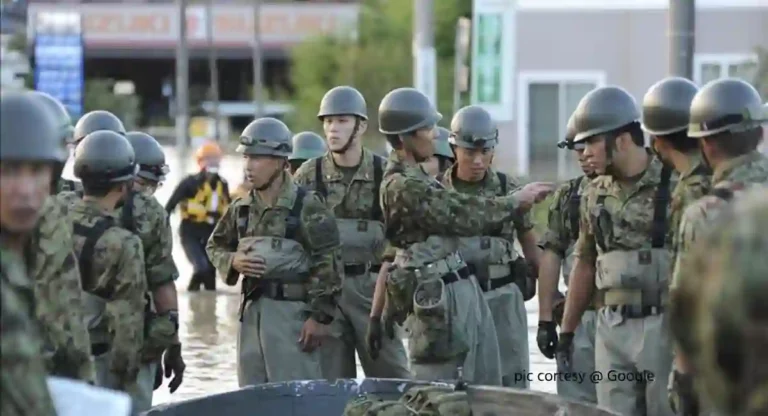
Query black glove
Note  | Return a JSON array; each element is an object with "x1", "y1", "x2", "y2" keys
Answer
[
  {"x1": 669, "y1": 369, "x2": 700, "y2": 416},
  {"x1": 555, "y1": 332, "x2": 575, "y2": 372},
  {"x1": 163, "y1": 343, "x2": 185, "y2": 393},
  {"x1": 366, "y1": 316, "x2": 383, "y2": 360},
  {"x1": 153, "y1": 360, "x2": 163, "y2": 391},
  {"x1": 536, "y1": 321, "x2": 558, "y2": 359}
]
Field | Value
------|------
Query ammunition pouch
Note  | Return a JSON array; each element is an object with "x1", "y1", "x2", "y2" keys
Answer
[
  {"x1": 407, "y1": 278, "x2": 470, "y2": 363},
  {"x1": 469, "y1": 257, "x2": 536, "y2": 300}
]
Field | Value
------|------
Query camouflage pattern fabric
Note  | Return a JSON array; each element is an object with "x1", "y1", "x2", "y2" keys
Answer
[
  {"x1": 57, "y1": 178, "x2": 82, "y2": 194},
  {"x1": 670, "y1": 187, "x2": 768, "y2": 416},
  {"x1": 206, "y1": 173, "x2": 342, "y2": 324},
  {"x1": 63, "y1": 198, "x2": 148, "y2": 390},
  {"x1": 342, "y1": 385, "x2": 471, "y2": 416},
  {"x1": 0, "y1": 248, "x2": 57, "y2": 416},
  {"x1": 668, "y1": 154, "x2": 711, "y2": 274},
  {"x1": 30, "y1": 196, "x2": 96, "y2": 383}
]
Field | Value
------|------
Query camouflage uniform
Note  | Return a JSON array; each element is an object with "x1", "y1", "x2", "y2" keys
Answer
[
  {"x1": 1, "y1": 248, "x2": 58, "y2": 416},
  {"x1": 439, "y1": 164, "x2": 532, "y2": 388},
  {"x1": 540, "y1": 176, "x2": 598, "y2": 403},
  {"x1": 294, "y1": 149, "x2": 410, "y2": 379},
  {"x1": 30, "y1": 196, "x2": 96, "y2": 383},
  {"x1": 668, "y1": 155, "x2": 711, "y2": 268}
]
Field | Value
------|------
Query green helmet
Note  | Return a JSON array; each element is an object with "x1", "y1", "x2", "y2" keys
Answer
[
  {"x1": 557, "y1": 114, "x2": 579, "y2": 149},
  {"x1": 434, "y1": 127, "x2": 455, "y2": 159},
  {"x1": 449, "y1": 105, "x2": 498, "y2": 149},
  {"x1": 317, "y1": 86, "x2": 368, "y2": 120},
  {"x1": 73, "y1": 130, "x2": 137, "y2": 183},
  {"x1": 289, "y1": 131, "x2": 327, "y2": 161},
  {"x1": 26, "y1": 91, "x2": 74, "y2": 144},
  {"x1": 572, "y1": 86, "x2": 641, "y2": 143},
  {"x1": 237, "y1": 117, "x2": 293, "y2": 157},
  {"x1": 641, "y1": 77, "x2": 699, "y2": 136},
  {"x1": 687, "y1": 78, "x2": 765, "y2": 138},
  {"x1": 1, "y1": 92, "x2": 67, "y2": 163},
  {"x1": 73, "y1": 110, "x2": 126, "y2": 144},
  {"x1": 378, "y1": 88, "x2": 442, "y2": 135},
  {"x1": 125, "y1": 131, "x2": 169, "y2": 182}
]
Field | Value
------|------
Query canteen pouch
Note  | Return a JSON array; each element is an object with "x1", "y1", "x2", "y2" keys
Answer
[
  {"x1": 514, "y1": 257, "x2": 537, "y2": 301},
  {"x1": 406, "y1": 278, "x2": 469, "y2": 363},
  {"x1": 343, "y1": 394, "x2": 384, "y2": 416},
  {"x1": 385, "y1": 265, "x2": 416, "y2": 326},
  {"x1": 402, "y1": 385, "x2": 453, "y2": 411},
  {"x1": 335, "y1": 219, "x2": 386, "y2": 266},
  {"x1": 419, "y1": 391, "x2": 470, "y2": 416}
]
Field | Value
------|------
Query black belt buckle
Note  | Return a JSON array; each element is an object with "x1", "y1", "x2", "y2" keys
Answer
[{"x1": 613, "y1": 304, "x2": 664, "y2": 318}]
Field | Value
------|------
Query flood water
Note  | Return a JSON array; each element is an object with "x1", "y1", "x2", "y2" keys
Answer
[{"x1": 65, "y1": 147, "x2": 559, "y2": 406}]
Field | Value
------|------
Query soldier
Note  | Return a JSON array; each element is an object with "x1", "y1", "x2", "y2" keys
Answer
[
  {"x1": 124, "y1": 130, "x2": 183, "y2": 412},
  {"x1": 668, "y1": 78, "x2": 767, "y2": 413},
  {"x1": 293, "y1": 85, "x2": 409, "y2": 379},
  {"x1": 62, "y1": 130, "x2": 147, "y2": 396},
  {"x1": 640, "y1": 77, "x2": 711, "y2": 415},
  {"x1": 206, "y1": 117, "x2": 342, "y2": 386},
  {"x1": 556, "y1": 86, "x2": 676, "y2": 416},
  {"x1": 669, "y1": 188, "x2": 768, "y2": 416},
  {"x1": 438, "y1": 105, "x2": 540, "y2": 388},
  {"x1": 368, "y1": 87, "x2": 554, "y2": 384},
  {"x1": 421, "y1": 127, "x2": 455, "y2": 178},
  {"x1": 288, "y1": 131, "x2": 327, "y2": 174},
  {"x1": 537, "y1": 114, "x2": 599, "y2": 403},
  {"x1": 0, "y1": 92, "x2": 62, "y2": 416},
  {"x1": 26, "y1": 90, "x2": 97, "y2": 383}
]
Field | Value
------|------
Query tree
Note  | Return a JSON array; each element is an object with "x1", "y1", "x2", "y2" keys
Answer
[{"x1": 288, "y1": 0, "x2": 469, "y2": 150}]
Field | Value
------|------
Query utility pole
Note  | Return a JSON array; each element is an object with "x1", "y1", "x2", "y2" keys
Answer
[
  {"x1": 206, "y1": 0, "x2": 221, "y2": 142},
  {"x1": 669, "y1": 0, "x2": 695, "y2": 79},
  {"x1": 175, "y1": 0, "x2": 190, "y2": 172},
  {"x1": 252, "y1": 0, "x2": 264, "y2": 118},
  {"x1": 413, "y1": 0, "x2": 436, "y2": 105}
]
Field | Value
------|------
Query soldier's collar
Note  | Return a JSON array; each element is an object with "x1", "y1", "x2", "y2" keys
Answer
[
  {"x1": 712, "y1": 151, "x2": 763, "y2": 185},
  {"x1": 443, "y1": 165, "x2": 495, "y2": 188},
  {"x1": 274, "y1": 173, "x2": 298, "y2": 210}
]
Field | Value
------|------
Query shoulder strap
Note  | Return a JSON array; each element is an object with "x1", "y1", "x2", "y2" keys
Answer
[
  {"x1": 237, "y1": 204, "x2": 249, "y2": 239},
  {"x1": 285, "y1": 186, "x2": 307, "y2": 240},
  {"x1": 496, "y1": 171, "x2": 507, "y2": 195},
  {"x1": 314, "y1": 158, "x2": 327, "y2": 198},
  {"x1": 569, "y1": 176, "x2": 585, "y2": 241},
  {"x1": 72, "y1": 217, "x2": 117, "y2": 296},
  {"x1": 651, "y1": 165, "x2": 673, "y2": 248},
  {"x1": 121, "y1": 192, "x2": 135, "y2": 233},
  {"x1": 371, "y1": 155, "x2": 384, "y2": 221}
]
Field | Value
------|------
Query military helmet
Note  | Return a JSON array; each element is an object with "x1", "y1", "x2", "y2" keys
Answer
[
  {"x1": 688, "y1": 78, "x2": 765, "y2": 138},
  {"x1": 289, "y1": 131, "x2": 327, "y2": 161},
  {"x1": 641, "y1": 77, "x2": 699, "y2": 136},
  {"x1": 125, "y1": 131, "x2": 169, "y2": 182},
  {"x1": 317, "y1": 86, "x2": 368, "y2": 121},
  {"x1": 557, "y1": 113, "x2": 580, "y2": 149},
  {"x1": 1, "y1": 92, "x2": 67, "y2": 163},
  {"x1": 378, "y1": 88, "x2": 442, "y2": 135},
  {"x1": 571, "y1": 86, "x2": 641, "y2": 143},
  {"x1": 73, "y1": 110, "x2": 126, "y2": 144},
  {"x1": 238, "y1": 117, "x2": 293, "y2": 157},
  {"x1": 26, "y1": 90, "x2": 74, "y2": 143},
  {"x1": 434, "y1": 127, "x2": 455, "y2": 159},
  {"x1": 73, "y1": 130, "x2": 137, "y2": 183},
  {"x1": 449, "y1": 105, "x2": 498, "y2": 149}
]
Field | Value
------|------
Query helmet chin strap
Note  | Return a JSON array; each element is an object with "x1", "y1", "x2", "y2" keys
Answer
[
  {"x1": 330, "y1": 117, "x2": 361, "y2": 155},
  {"x1": 254, "y1": 160, "x2": 286, "y2": 191}
]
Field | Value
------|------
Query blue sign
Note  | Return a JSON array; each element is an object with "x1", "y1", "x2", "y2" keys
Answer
[{"x1": 34, "y1": 32, "x2": 84, "y2": 118}]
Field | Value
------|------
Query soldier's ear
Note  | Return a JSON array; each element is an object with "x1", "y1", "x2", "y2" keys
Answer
[{"x1": 357, "y1": 119, "x2": 368, "y2": 136}]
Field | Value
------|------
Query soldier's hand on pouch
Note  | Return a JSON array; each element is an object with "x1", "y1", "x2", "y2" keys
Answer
[
  {"x1": 536, "y1": 321, "x2": 558, "y2": 359},
  {"x1": 555, "y1": 332, "x2": 575, "y2": 372},
  {"x1": 163, "y1": 343, "x2": 185, "y2": 393},
  {"x1": 232, "y1": 253, "x2": 266, "y2": 278},
  {"x1": 366, "y1": 317, "x2": 383, "y2": 360},
  {"x1": 298, "y1": 318, "x2": 330, "y2": 353},
  {"x1": 514, "y1": 182, "x2": 557, "y2": 212},
  {"x1": 153, "y1": 361, "x2": 163, "y2": 390}
]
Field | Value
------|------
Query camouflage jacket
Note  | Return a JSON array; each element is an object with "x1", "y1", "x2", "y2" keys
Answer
[
  {"x1": 671, "y1": 151, "x2": 768, "y2": 289},
  {"x1": 574, "y1": 156, "x2": 677, "y2": 261},
  {"x1": 380, "y1": 152, "x2": 524, "y2": 251},
  {"x1": 57, "y1": 178, "x2": 82, "y2": 194},
  {"x1": 64, "y1": 198, "x2": 148, "y2": 386},
  {"x1": 669, "y1": 154, "x2": 711, "y2": 272},
  {"x1": 206, "y1": 173, "x2": 342, "y2": 323},
  {"x1": 539, "y1": 175, "x2": 591, "y2": 281},
  {"x1": 30, "y1": 196, "x2": 96, "y2": 383},
  {"x1": 1, "y1": 248, "x2": 57, "y2": 416}
]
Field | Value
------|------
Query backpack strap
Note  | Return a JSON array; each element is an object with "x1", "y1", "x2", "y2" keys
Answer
[
  {"x1": 569, "y1": 176, "x2": 585, "y2": 241},
  {"x1": 72, "y1": 217, "x2": 117, "y2": 298},
  {"x1": 651, "y1": 165, "x2": 673, "y2": 248},
  {"x1": 371, "y1": 155, "x2": 384, "y2": 221},
  {"x1": 285, "y1": 186, "x2": 307, "y2": 240},
  {"x1": 237, "y1": 204, "x2": 249, "y2": 239},
  {"x1": 594, "y1": 195, "x2": 609, "y2": 253},
  {"x1": 121, "y1": 191, "x2": 136, "y2": 233},
  {"x1": 496, "y1": 171, "x2": 507, "y2": 195},
  {"x1": 314, "y1": 158, "x2": 328, "y2": 198}
]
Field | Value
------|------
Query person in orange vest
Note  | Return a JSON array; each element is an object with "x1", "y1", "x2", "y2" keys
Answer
[{"x1": 165, "y1": 141, "x2": 231, "y2": 291}]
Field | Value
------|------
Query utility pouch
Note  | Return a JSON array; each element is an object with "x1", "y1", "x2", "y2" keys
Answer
[
  {"x1": 385, "y1": 265, "x2": 416, "y2": 326},
  {"x1": 407, "y1": 278, "x2": 469, "y2": 363}
]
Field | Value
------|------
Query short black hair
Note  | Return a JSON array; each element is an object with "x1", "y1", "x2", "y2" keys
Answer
[
  {"x1": 705, "y1": 127, "x2": 763, "y2": 158},
  {"x1": 81, "y1": 180, "x2": 127, "y2": 197},
  {"x1": 656, "y1": 131, "x2": 700, "y2": 153}
]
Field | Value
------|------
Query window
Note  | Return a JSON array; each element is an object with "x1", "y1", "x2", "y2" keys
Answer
[
  {"x1": 694, "y1": 54, "x2": 758, "y2": 86},
  {"x1": 518, "y1": 72, "x2": 605, "y2": 180}
]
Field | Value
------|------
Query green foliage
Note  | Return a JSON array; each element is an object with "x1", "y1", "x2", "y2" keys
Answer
[
  {"x1": 288, "y1": 0, "x2": 468, "y2": 147},
  {"x1": 84, "y1": 79, "x2": 141, "y2": 130},
  {"x1": 754, "y1": 47, "x2": 768, "y2": 100}
]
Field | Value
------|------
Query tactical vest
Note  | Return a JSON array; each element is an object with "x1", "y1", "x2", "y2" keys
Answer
[
  {"x1": 313, "y1": 156, "x2": 385, "y2": 274},
  {"x1": 236, "y1": 187, "x2": 312, "y2": 304},
  {"x1": 593, "y1": 166, "x2": 672, "y2": 310},
  {"x1": 180, "y1": 179, "x2": 229, "y2": 225}
]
